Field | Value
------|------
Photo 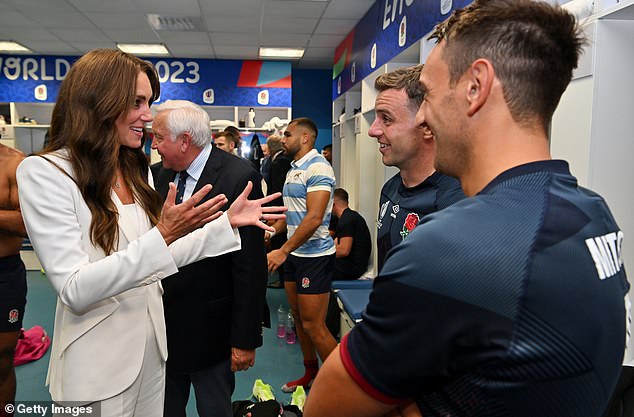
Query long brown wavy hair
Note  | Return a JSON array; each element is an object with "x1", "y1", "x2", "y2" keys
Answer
[{"x1": 42, "y1": 49, "x2": 163, "y2": 255}]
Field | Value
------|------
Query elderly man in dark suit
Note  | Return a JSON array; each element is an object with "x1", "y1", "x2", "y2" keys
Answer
[{"x1": 151, "y1": 100, "x2": 268, "y2": 417}]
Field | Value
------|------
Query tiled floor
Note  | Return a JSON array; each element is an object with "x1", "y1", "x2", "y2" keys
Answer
[{"x1": 15, "y1": 271, "x2": 305, "y2": 416}]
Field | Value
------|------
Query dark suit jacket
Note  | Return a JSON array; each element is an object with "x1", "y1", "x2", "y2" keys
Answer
[
  {"x1": 267, "y1": 150, "x2": 291, "y2": 204},
  {"x1": 154, "y1": 145, "x2": 269, "y2": 374},
  {"x1": 267, "y1": 150, "x2": 292, "y2": 250}
]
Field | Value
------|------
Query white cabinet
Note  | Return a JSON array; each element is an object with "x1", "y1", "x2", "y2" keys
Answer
[
  {"x1": 332, "y1": 87, "x2": 360, "y2": 193},
  {"x1": 0, "y1": 102, "x2": 51, "y2": 153}
]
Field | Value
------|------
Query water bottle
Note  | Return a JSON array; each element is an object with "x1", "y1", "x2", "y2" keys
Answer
[
  {"x1": 285, "y1": 311, "x2": 297, "y2": 344},
  {"x1": 276, "y1": 305, "x2": 286, "y2": 338}
]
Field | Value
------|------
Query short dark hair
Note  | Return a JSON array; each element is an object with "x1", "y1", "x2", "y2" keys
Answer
[
  {"x1": 375, "y1": 65, "x2": 424, "y2": 110},
  {"x1": 334, "y1": 188, "x2": 348, "y2": 203},
  {"x1": 290, "y1": 117, "x2": 318, "y2": 142},
  {"x1": 323, "y1": 144, "x2": 332, "y2": 151},
  {"x1": 224, "y1": 125, "x2": 240, "y2": 136},
  {"x1": 431, "y1": 0, "x2": 585, "y2": 132},
  {"x1": 220, "y1": 128, "x2": 241, "y2": 147}
]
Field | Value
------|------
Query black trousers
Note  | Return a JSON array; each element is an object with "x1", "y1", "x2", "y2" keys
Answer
[{"x1": 164, "y1": 358, "x2": 234, "y2": 417}]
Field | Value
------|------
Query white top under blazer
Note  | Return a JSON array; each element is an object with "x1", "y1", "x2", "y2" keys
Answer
[{"x1": 16, "y1": 150, "x2": 241, "y2": 403}]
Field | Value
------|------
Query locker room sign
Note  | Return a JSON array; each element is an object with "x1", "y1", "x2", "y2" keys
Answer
[
  {"x1": 0, "y1": 55, "x2": 291, "y2": 107},
  {"x1": 332, "y1": 0, "x2": 473, "y2": 99}
]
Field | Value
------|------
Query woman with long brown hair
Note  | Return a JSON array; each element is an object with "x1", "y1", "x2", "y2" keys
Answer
[{"x1": 16, "y1": 49, "x2": 284, "y2": 416}]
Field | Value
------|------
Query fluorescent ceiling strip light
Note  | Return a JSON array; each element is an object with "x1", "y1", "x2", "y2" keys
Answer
[
  {"x1": 117, "y1": 43, "x2": 170, "y2": 56},
  {"x1": 259, "y1": 47, "x2": 304, "y2": 59},
  {"x1": 0, "y1": 41, "x2": 31, "y2": 52}
]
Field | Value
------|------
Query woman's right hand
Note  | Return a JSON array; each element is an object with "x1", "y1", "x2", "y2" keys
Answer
[{"x1": 156, "y1": 183, "x2": 227, "y2": 245}]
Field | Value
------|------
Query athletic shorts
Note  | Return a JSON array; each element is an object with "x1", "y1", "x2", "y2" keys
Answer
[
  {"x1": 0, "y1": 254, "x2": 27, "y2": 332},
  {"x1": 282, "y1": 253, "x2": 335, "y2": 295}
]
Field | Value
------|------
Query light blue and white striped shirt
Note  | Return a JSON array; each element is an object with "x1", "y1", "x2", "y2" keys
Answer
[{"x1": 283, "y1": 148, "x2": 336, "y2": 257}]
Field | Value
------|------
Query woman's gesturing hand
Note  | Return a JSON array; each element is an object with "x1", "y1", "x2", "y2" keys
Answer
[
  {"x1": 226, "y1": 181, "x2": 286, "y2": 232},
  {"x1": 157, "y1": 183, "x2": 227, "y2": 245}
]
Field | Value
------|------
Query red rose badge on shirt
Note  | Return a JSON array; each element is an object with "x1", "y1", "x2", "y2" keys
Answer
[{"x1": 400, "y1": 213, "x2": 420, "y2": 240}]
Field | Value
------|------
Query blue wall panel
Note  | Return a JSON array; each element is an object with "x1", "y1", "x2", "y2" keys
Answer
[
  {"x1": 0, "y1": 55, "x2": 291, "y2": 107},
  {"x1": 292, "y1": 68, "x2": 332, "y2": 154}
]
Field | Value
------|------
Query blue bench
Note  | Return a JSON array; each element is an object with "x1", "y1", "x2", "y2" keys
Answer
[
  {"x1": 335, "y1": 287, "x2": 372, "y2": 336},
  {"x1": 336, "y1": 288, "x2": 371, "y2": 322},
  {"x1": 331, "y1": 279, "x2": 373, "y2": 290}
]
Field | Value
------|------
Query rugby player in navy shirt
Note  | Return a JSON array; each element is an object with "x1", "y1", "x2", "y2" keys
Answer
[{"x1": 304, "y1": 1, "x2": 630, "y2": 416}]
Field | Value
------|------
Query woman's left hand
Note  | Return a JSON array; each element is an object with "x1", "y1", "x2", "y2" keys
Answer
[{"x1": 226, "y1": 181, "x2": 286, "y2": 231}]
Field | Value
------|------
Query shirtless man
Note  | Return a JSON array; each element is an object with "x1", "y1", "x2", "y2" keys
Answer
[{"x1": 0, "y1": 144, "x2": 27, "y2": 411}]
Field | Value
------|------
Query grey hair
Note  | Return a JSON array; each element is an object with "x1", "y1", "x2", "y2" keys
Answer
[
  {"x1": 266, "y1": 134, "x2": 283, "y2": 154},
  {"x1": 154, "y1": 100, "x2": 211, "y2": 148}
]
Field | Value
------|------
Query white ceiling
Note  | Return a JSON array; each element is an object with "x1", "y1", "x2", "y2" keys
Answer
[{"x1": 0, "y1": 0, "x2": 375, "y2": 69}]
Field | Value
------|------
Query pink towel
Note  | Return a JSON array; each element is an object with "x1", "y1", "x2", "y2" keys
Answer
[{"x1": 14, "y1": 325, "x2": 51, "y2": 366}]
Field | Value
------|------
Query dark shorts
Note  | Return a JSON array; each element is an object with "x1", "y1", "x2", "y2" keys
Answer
[
  {"x1": 0, "y1": 254, "x2": 27, "y2": 332},
  {"x1": 282, "y1": 253, "x2": 335, "y2": 295}
]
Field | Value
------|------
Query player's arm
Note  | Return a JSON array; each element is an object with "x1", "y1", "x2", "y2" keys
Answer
[
  {"x1": 279, "y1": 189, "x2": 330, "y2": 255},
  {"x1": 268, "y1": 189, "x2": 329, "y2": 271},
  {"x1": 264, "y1": 217, "x2": 286, "y2": 242},
  {"x1": 335, "y1": 236, "x2": 353, "y2": 258},
  {"x1": 0, "y1": 155, "x2": 27, "y2": 237},
  {"x1": 0, "y1": 209, "x2": 26, "y2": 237},
  {"x1": 304, "y1": 345, "x2": 421, "y2": 417}
]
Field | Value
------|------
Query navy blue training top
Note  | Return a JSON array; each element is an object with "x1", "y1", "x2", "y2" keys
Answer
[
  {"x1": 344, "y1": 160, "x2": 629, "y2": 417},
  {"x1": 376, "y1": 171, "x2": 465, "y2": 272}
]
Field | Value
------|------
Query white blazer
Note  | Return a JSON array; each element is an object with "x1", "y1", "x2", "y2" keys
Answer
[{"x1": 16, "y1": 151, "x2": 241, "y2": 403}]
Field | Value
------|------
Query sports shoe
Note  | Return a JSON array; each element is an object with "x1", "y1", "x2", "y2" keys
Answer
[
  {"x1": 252, "y1": 379, "x2": 276, "y2": 401},
  {"x1": 282, "y1": 360, "x2": 318, "y2": 393},
  {"x1": 281, "y1": 378, "x2": 313, "y2": 393},
  {"x1": 290, "y1": 385, "x2": 306, "y2": 411}
]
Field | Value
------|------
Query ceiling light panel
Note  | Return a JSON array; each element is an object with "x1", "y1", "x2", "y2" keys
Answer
[
  {"x1": 117, "y1": 43, "x2": 170, "y2": 56},
  {"x1": 259, "y1": 47, "x2": 305, "y2": 59},
  {"x1": 0, "y1": 41, "x2": 32, "y2": 52}
]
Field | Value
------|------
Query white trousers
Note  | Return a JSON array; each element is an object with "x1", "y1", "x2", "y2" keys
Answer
[{"x1": 55, "y1": 319, "x2": 165, "y2": 417}]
